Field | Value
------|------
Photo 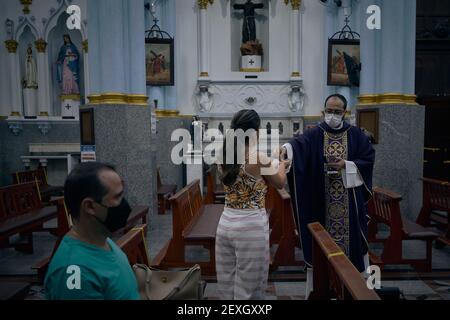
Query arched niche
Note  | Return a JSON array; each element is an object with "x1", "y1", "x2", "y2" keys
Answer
[
  {"x1": 230, "y1": 0, "x2": 270, "y2": 72},
  {"x1": 47, "y1": 11, "x2": 84, "y2": 116},
  {"x1": 15, "y1": 16, "x2": 41, "y2": 42},
  {"x1": 44, "y1": 0, "x2": 87, "y2": 42},
  {"x1": 18, "y1": 25, "x2": 38, "y2": 115}
]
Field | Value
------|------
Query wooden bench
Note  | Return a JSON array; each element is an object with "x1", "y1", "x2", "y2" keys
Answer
[
  {"x1": 116, "y1": 224, "x2": 151, "y2": 266},
  {"x1": 153, "y1": 180, "x2": 223, "y2": 275},
  {"x1": 12, "y1": 168, "x2": 64, "y2": 203},
  {"x1": 416, "y1": 177, "x2": 450, "y2": 247},
  {"x1": 0, "y1": 182, "x2": 60, "y2": 253},
  {"x1": 157, "y1": 168, "x2": 177, "y2": 215},
  {"x1": 204, "y1": 167, "x2": 225, "y2": 204},
  {"x1": 267, "y1": 185, "x2": 304, "y2": 271},
  {"x1": 308, "y1": 222, "x2": 380, "y2": 300},
  {"x1": 367, "y1": 187, "x2": 439, "y2": 272}
]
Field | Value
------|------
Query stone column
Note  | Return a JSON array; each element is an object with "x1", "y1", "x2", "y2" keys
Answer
[
  {"x1": 5, "y1": 40, "x2": 22, "y2": 117},
  {"x1": 357, "y1": 0, "x2": 423, "y2": 218},
  {"x1": 85, "y1": 0, "x2": 154, "y2": 211},
  {"x1": 35, "y1": 38, "x2": 50, "y2": 116}
]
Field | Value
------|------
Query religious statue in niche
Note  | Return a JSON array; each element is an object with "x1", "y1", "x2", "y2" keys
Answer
[
  {"x1": 56, "y1": 34, "x2": 81, "y2": 119},
  {"x1": 233, "y1": 0, "x2": 264, "y2": 72},
  {"x1": 23, "y1": 45, "x2": 38, "y2": 89},
  {"x1": 57, "y1": 34, "x2": 80, "y2": 95}
]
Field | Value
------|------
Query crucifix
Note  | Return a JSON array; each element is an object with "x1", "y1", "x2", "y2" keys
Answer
[{"x1": 233, "y1": 0, "x2": 264, "y2": 44}]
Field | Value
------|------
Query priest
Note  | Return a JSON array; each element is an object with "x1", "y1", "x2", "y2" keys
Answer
[{"x1": 281, "y1": 94, "x2": 375, "y2": 298}]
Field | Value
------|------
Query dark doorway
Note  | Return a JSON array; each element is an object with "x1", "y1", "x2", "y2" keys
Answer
[{"x1": 416, "y1": 0, "x2": 450, "y2": 180}]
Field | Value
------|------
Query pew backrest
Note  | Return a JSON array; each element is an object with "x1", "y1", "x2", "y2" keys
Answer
[
  {"x1": 116, "y1": 224, "x2": 151, "y2": 266},
  {"x1": 13, "y1": 169, "x2": 48, "y2": 188},
  {"x1": 308, "y1": 222, "x2": 380, "y2": 300},
  {"x1": 369, "y1": 187, "x2": 404, "y2": 233},
  {"x1": 422, "y1": 178, "x2": 450, "y2": 211},
  {"x1": 0, "y1": 182, "x2": 43, "y2": 223}
]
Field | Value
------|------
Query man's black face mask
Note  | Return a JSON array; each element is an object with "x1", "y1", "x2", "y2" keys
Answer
[{"x1": 94, "y1": 198, "x2": 131, "y2": 233}]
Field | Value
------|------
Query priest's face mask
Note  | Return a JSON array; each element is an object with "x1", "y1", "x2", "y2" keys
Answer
[{"x1": 323, "y1": 97, "x2": 346, "y2": 129}]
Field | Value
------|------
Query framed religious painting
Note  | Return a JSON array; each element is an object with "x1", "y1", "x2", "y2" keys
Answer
[
  {"x1": 327, "y1": 39, "x2": 360, "y2": 87},
  {"x1": 145, "y1": 38, "x2": 174, "y2": 86}
]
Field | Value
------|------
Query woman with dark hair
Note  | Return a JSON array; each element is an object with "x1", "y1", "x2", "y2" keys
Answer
[{"x1": 215, "y1": 109, "x2": 290, "y2": 300}]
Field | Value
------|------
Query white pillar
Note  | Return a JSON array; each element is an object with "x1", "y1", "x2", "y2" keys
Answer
[
  {"x1": 290, "y1": 4, "x2": 300, "y2": 78},
  {"x1": 5, "y1": 40, "x2": 22, "y2": 117},
  {"x1": 82, "y1": 40, "x2": 90, "y2": 96},
  {"x1": 35, "y1": 39, "x2": 50, "y2": 116},
  {"x1": 198, "y1": 1, "x2": 210, "y2": 78}
]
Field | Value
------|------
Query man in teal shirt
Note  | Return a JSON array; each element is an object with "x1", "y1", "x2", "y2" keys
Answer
[{"x1": 45, "y1": 162, "x2": 140, "y2": 300}]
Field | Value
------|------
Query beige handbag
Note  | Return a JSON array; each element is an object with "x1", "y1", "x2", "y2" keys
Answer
[{"x1": 132, "y1": 264, "x2": 205, "y2": 300}]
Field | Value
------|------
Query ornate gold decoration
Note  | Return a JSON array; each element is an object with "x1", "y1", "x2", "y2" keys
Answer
[
  {"x1": 82, "y1": 40, "x2": 88, "y2": 53},
  {"x1": 39, "y1": 112, "x2": 49, "y2": 116},
  {"x1": 34, "y1": 38, "x2": 47, "y2": 53},
  {"x1": 357, "y1": 93, "x2": 419, "y2": 106},
  {"x1": 199, "y1": 72, "x2": 209, "y2": 77},
  {"x1": 20, "y1": 0, "x2": 32, "y2": 14},
  {"x1": 198, "y1": 0, "x2": 214, "y2": 10},
  {"x1": 285, "y1": 0, "x2": 302, "y2": 10},
  {"x1": 88, "y1": 93, "x2": 149, "y2": 106},
  {"x1": 291, "y1": 71, "x2": 301, "y2": 77},
  {"x1": 10, "y1": 111, "x2": 21, "y2": 116},
  {"x1": 155, "y1": 109, "x2": 180, "y2": 118},
  {"x1": 5, "y1": 40, "x2": 18, "y2": 53}
]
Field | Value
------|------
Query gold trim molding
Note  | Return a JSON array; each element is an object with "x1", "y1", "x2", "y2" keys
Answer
[
  {"x1": 240, "y1": 68, "x2": 264, "y2": 72},
  {"x1": 291, "y1": 71, "x2": 301, "y2": 77},
  {"x1": 357, "y1": 93, "x2": 418, "y2": 106},
  {"x1": 199, "y1": 72, "x2": 209, "y2": 77},
  {"x1": 39, "y1": 112, "x2": 49, "y2": 116},
  {"x1": 10, "y1": 111, "x2": 21, "y2": 116},
  {"x1": 198, "y1": 0, "x2": 214, "y2": 10},
  {"x1": 88, "y1": 93, "x2": 149, "y2": 106},
  {"x1": 61, "y1": 94, "x2": 81, "y2": 101},
  {"x1": 5, "y1": 40, "x2": 18, "y2": 53},
  {"x1": 155, "y1": 109, "x2": 180, "y2": 118},
  {"x1": 21, "y1": 0, "x2": 32, "y2": 14},
  {"x1": 82, "y1": 40, "x2": 88, "y2": 53},
  {"x1": 285, "y1": 0, "x2": 302, "y2": 10},
  {"x1": 35, "y1": 38, "x2": 47, "y2": 53}
]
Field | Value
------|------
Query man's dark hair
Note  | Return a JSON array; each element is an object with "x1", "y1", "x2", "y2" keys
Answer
[
  {"x1": 64, "y1": 162, "x2": 116, "y2": 219},
  {"x1": 324, "y1": 94, "x2": 348, "y2": 110}
]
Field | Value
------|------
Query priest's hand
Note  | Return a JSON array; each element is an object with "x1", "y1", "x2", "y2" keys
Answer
[{"x1": 327, "y1": 159, "x2": 345, "y2": 170}]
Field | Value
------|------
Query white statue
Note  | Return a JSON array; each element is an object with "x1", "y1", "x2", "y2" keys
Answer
[
  {"x1": 23, "y1": 45, "x2": 38, "y2": 89},
  {"x1": 197, "y1": 85, "x2": 214, "y2": 112},
  {"x1": 288, "y1": 85, "x2": 305, "y2": 112}
]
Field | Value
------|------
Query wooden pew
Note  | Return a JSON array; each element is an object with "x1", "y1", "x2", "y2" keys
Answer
[
  {"x1": 153, "y1": 180, "x2": 223, "y2": 276},
  {"x1": 157, "y1": 168, "x2": 177, "y2": 215},
  {"x1": 116, "y1": 224, "x2": 151, "y2": 266},
  {"x1": 416, "y1": 177, "x2": 450, "y2": 247},
  {"x1": 12, "y1": 168, "x2": 64, "y2": 203},
  {"x1": 204, "y1": 167, "x2": 225, "y2": 204},
  {"x1": 368, "y1": 187, "x2": 439, "y2": 272},
  {"x1": 268, "y1": 186, "x2": 304, "y2": 271},
  {"x1": 0, "y1": 182, "x2": 59, "y2": 253},
  {"x1": 308, "y1": 222, "x2": 380, "y2": 300}
]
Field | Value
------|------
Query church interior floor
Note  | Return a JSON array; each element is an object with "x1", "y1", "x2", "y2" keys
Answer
[{"x1": 0, "y1": 211, "x2": 449, "y2": 300}]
